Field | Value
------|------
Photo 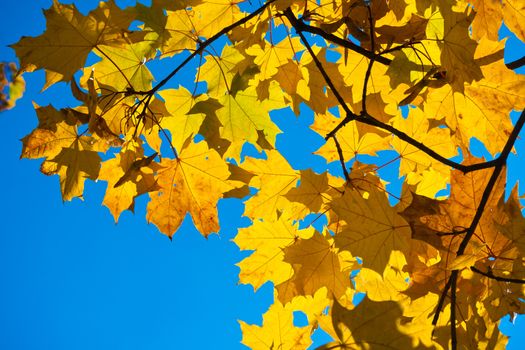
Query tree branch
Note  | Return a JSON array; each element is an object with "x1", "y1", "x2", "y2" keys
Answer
[
  {"x1": 282, "y1": 8, "x2": 391, "y2": 66},
  {"x1": 507, "y1": 55, "x2": 525, "y2": 70},
  {"x1": 332, "y1": 135, "x2": 350, "y2": 182},
  {"x1": 433, "y1": 109, "x2": 525, "y2": 349},
  {"x1": 361, "y1": 5, "x2": 375, "y2": 114},
  {"x1": 356, "y1": 112, "x2": 500, "y2": 174},
  {"x1": 471, "y1": 266, "x2": 525, "y2": 284}
]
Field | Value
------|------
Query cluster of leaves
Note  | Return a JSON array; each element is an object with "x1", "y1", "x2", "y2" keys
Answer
[
  {"x1": 11, "y1": 0, "x2": 525, "y2": 348},
  {"x1": 0, "y1": 62, "x2": 25, "y2": 111}
]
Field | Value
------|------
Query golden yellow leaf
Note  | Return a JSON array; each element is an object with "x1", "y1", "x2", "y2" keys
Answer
[
  {"x1": 234, "y1": 214, "x2": 314, "y2": 290},
  {"x1": 215, "y1": 84, "x2": 284, "y2": 160},
  {"x1": 331, "y1": 178, "x2": 412, "y2": 273},
  {"x1": 199, "y1": 45, "x2": 244, "y2": 97},
  {"x1": 146, "y1": 141, "x2": 237, "y2": 237},
  {"x1": 319, "y1": 297, "x2": 415, "y2": 349},
  {"x1": 312, "y1": 110, "x2": 389, "y2": 162},
  {"x1": 49, "y1": 139, "x2": 101, "y2": 201},
  {"x1": 241, "y1": 150, "x2": 299, "y2": 220},
  {"x1": 276, "y1": 231, "x2": 355, "y2": 304},
  {"x1": 81, "y1": 41, "x2": 155, "y2": 92},
  {"x1": 354, "y1": 250, "x2": 410, "y2": 301},
  {"x1": 158, "y1": 87, "x2": 204, "y2": 151},
  {"x1": 245, "y1": 37, "x2": 302, "y2": 81},
  {"x1": 99, "y1": 140, "x2": 158, "y2": 222},
  {"x1": 503, "y1": 0, "x2": 525, "y2": 43},
  {"x1": 471, "y1": 0, "x2": 503, "y2": 40},
  {"x1": 239, "y1": 300, "x2": 313, "y2": 350},
  {"x1": 391, "y1": 107, "x2": 456, "y2": 197},
  {"x1": 12, "y1": 0, "x2": 137, "y2": 88}
]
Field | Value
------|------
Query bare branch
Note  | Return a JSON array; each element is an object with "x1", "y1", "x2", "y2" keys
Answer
[
  {"x1": 472, "y1": 266, "x2": 525, "y2": 284},
  {"x1": 507, "y1": 55, "x2": 525, "y2": 70},
  {"x1": 332, "y1": 135, "x2": 351, "y2": 182}
]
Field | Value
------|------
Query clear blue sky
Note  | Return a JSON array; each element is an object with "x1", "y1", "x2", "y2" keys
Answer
[{"x1": 1, "y1": 1, "x2": 525, "y2": 349}]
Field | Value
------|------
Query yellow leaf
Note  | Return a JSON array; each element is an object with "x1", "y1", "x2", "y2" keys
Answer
[
  {"x1": 11, "y1": 0, "x2": 137, "y2": 88},
  {"x1": 276, "y1": 231, "x2": 354, "y2": 304},
  {"x1": 99, "y1": 140, "x2": 158, "y2": 222},
  {"x1": 331, "y1": 176, "x2": 412, "y2": 273},
  {"x1": 319, "y1": 297, "x2": 416, "y2": 349},
  {"x1": 158, "y1": 87, "x2": 204, "y2": 151},
  {"x1": 234, "y1": 214, "x2": 314, "y2": 290},
  {"x1": 81, "y1": 41, "x2": 155, "y2": 92},
  {"x1": 354, "y1": 251, "x2": 410, "y2": 301},
  {"x1": 146, "y1": 141, "x2": 237, "y2": 237},
  {"x1": 191, "y1": 0, "x2": 243, "y2": 38},
  {"x1": 391, "y1": 107, "x2": 456, "y2": 197},
  {"x1": 199, "y1": 45, "x2": 244, "y2": 97},
  {"x1": 49, "y1": 139, "x2": 101, "y2": 201},
  {"x1": 239, "y1": 300, "x2": 312, "y2": 350},
  {"x1": 246, "y1": 37, "x2": 302, "y2": 81},
  {"x1": 471, "y1": 0, "x2": 503, "y2": 40},
  {"x1": 241, "y1": 150, "x2": 299, "y2": 220},
  {"x1": 503, "y1": 0, "x2": 525, "y2": 43},
  {"x1": 215, "y1": 84, "x2": 283, "y2": 160},
  {"x1": 312, "y1": 110, "x2": 389, "y2": 162}
]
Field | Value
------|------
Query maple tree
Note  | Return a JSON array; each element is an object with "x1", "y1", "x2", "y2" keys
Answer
[{"x1": 7, "y1": 0, "x2": 525, "y2": 348}]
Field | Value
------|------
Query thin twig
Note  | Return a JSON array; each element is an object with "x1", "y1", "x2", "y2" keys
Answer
[{"x1": 471, "y1": 266, "x2": 525, "y2": 284}]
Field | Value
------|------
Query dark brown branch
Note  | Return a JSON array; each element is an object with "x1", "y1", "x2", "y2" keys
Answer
[
  {"x1": 432, "y1": 271, "x2": 454, "y2": 326},
  {"x1": 450, "y1": 273, "x2": 458, "y2": 349},
  {"x1": 356, "y1": 112, "x2": 499, "y2": 173},
  {"x1": 282, "y1": 8, "x2": 391, "y2": 66},
  {"x1": 332, "y1": 135, "x2": 350, "y2": 182},
  {"x1": 287, "y1": 8, "x2": 355, "y2": 122},
  {"x1": 507, "y1": 55, "x2": 525, "y2": 70},
  {"x1": 361, "y1": 5, "x2": 375, "y2": 113},
  {"x1": 457, "y1": 109, "x2": 525, "y2": 256},
  {"x1": 472, "y1": 266, "x2": 525, "y2": 284},
  {"x1": 432, "y1": 109, "x2": 525, "y2": 349}
]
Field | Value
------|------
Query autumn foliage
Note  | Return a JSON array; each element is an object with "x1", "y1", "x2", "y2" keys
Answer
[{"x1": 9, "y1": 0, "x2": 525, "y2": 348}]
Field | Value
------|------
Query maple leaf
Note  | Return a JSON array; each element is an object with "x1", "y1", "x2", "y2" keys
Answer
[
  {"x1": 215, "y1": 84, "x2": 284, "y2": 160},
  {"x1": 239, "y1": 300, "x2": 313, "y2": 350},
  {"x1": 99, "y1": 140, "x2": 158, "y2": 222},
  {"x1": 318, "y1": 297, "x2": 419, "y2": 349},
  {"x1": 234, "y1": 213, "x2": 314, "y2": 290},
  {"x1": 80, "y1": 41, "x2": 155, "y2": 92},
  {"x1": 276, "y1": 230, "x2": 355, "y2": 304},
  {"x1": 240, "y1": 150, "x2": 299, "y2": 220},
  {"x1": 390, "y1": 107, "x2": 456, "y2": 197},
  {"x1": 503, "y1": 0, "x2": 525, "y2": 43},
  {"x1": 146, "y1": 140, "x2": 239, "y2": 238},
  {"x1": 312, "y1": 109, "x2": 389, "y2": 162},
  {"x1": 470, "y1": 0, "x2": 503, "y2": 41},
  {"x1": 12, "y1": 0, "x2": 138, "y2": 88},
  {"x1": 48, "y1": 139, "x2": 101, "y2": 201},
  {"x1": 330, "y1": 170, "x2": 412, "y2": 273}
]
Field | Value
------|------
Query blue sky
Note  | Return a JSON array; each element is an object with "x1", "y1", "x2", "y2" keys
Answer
[{"x1": 1, "y1": 1, "x2": 525, "y2": 349}]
